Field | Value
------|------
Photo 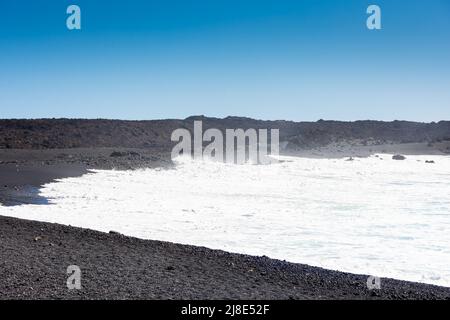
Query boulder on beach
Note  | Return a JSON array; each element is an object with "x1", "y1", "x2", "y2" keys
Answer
[{"x1": 392, "y1": 154, "x2": 406, "y2": 160}]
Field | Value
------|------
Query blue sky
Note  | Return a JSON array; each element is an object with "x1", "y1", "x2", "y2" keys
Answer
[{"x1": 0, "y1": 0, "x2": 449, "y2": 121}]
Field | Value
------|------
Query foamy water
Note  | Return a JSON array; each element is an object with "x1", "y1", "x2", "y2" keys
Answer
[{"x1": 2, "y1": 155, "x2": 450, "y2": 286}]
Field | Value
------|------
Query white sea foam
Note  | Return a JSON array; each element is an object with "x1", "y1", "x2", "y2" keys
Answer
[{"x1": 2, "y1": 154, "x2": 450, "y2": 287}]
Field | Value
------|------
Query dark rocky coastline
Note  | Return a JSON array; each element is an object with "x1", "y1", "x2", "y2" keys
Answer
[
  {"x1": 1, "y1": 117, "x2": 450, "y2": 299},
  {"x1": 1, "y1": 215, "x2": 449, "y2": 300}
]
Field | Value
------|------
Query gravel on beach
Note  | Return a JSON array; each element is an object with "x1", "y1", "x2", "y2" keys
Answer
[{"x1": 1, "y1": 215, "x2": 450, "y2": 300}]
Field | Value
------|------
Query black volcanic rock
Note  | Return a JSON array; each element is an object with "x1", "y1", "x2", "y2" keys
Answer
[
  {"x1": 1, "y1": 118, "x2": 450, "y2": 151},
  {"x1": 392, "y1": 154, "x2": 406, "y2": 160}
]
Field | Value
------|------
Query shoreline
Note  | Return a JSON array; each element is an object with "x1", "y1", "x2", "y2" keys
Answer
[
  {"x1": 1, "y1": 215, "x2": 449, "y2": 299},
  {"x1": 1, "y1": 144, "x2": 448, "y2": 206},
  {"x1": 1, "y1": 145, "x2": 450, "y2": 299},
  {"x1": 0, "y1": 147, "x2": 172, "y2": 206}
]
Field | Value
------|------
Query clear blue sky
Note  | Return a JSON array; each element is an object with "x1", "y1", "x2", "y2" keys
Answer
[{"x1": 0, "y1": 0, "x2": 449, "y2": 121}]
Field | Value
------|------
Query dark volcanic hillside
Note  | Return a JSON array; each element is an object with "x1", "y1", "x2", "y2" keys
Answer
[
  {"x1": 0, "y1": 119, "x2": 184, "y2": 150},
  {"x1": 1, "y1": 117, "x2": 450, "y2": 151}
]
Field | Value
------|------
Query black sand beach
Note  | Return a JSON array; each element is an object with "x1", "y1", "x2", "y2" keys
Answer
[
  {"x1": 1, "y1": 215, "x2": 450, "y2": 300},
  {"x1": 1, "y1": 118, "x2": 450, "y2": 299},
  {"x1": 1, "y1": 148, "x2": 450, "y2": 299},
  {"x1": 0, "y1": 147, "x2": 171, "y2": 206}
]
